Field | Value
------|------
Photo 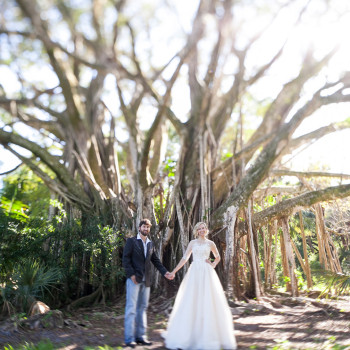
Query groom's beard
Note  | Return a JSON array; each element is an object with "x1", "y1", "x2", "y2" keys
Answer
[{"x1": 140, "y1": 229, "x2": 150, "y2": 237}]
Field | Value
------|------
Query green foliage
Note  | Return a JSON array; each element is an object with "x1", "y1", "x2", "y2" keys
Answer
[
  {"x1": 84, "y1": 346, "x2": 123, "y2": 350},
  {"x1": 0, "y1": 193, "x2": 126, "y2": 306},
  {"x1": 0, "y1": 166, "x2": 51, "y2": 220},
  {"x1": 39, "y1": 213, "x2": 126, "y2": 302},
  {"x1": 289, "y1": 211, "x2": 316, "y2": 240},
  {"x1": 221, "y1": 151, "x2": 233, "y2": 161},
  {"x1": 319, "y1": 271, "x2": 350, "y2": 297},
  {"x1": 338, "y1": 246, "x2": 350, "y2": 275},
  {"x1": 268, "y1": 339, "x2": 291, "y2": 350},
  {"x1": 255, "y1": 207, "x2": 350, "y2": 295},
  {"x1": 295, "y1": 269, "x2": 307, "y2": 290},
  {"x1": 1, "y1": 260, "x2": 61, "y2": 313},
  {"x1": 0, "y1": 168, "x2": 52, "y2": 282},
  {"x1": 265, "y1": 195, "x2": 277, "y2": 207},
  {"x1": 253, "y1": 195, "x2": 277, "y2": 213},
  {"x1": 0, "y1": 284, "x2": 15, "y2": 316},
  {"x1": 0, "y1": 208, "x2": 52, "y2": 283},
  {"x1": 4, "y1": 340, "x2": 55, "y2": 350},
  {"x1": 0, "y1": 196, "x2": 29, "y2": 222},
  {"x1": 84, "y1": 345, "x2": 123, "y2": 350},
  {"x1": 164, "y1": 158, "x2": 176, "y2": 179}
]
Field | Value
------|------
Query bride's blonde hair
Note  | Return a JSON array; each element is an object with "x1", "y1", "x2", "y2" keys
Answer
[{"x1": 193, "y1": 222, "x2": 208, "y2": 238}]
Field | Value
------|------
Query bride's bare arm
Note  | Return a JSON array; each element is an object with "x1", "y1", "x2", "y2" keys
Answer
[
  {"x1": 171, "y1": 241, "x2": 193, "y2": 275},
  {"x1": 206, "y1": 241, "x2": 221, "y2": 268}
]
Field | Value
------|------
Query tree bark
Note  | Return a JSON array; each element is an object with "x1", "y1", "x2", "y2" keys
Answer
[
  {"x1": 223, "y1": 206, "x2": 238, "y2": 296},
  {"x1": 281, "y1": 218, "x2": 299, "y2": 297},
  {"x1": 299, "y1": 211, "x2": 312, "y2": 289},
  {"x1": 247, "y1": 201, "x2": 261, "y2": 300}
]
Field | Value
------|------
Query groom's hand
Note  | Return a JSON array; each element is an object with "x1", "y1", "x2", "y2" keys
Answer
[{"x1": 131, "y1": 275, "x2": 138, "y2": 284}]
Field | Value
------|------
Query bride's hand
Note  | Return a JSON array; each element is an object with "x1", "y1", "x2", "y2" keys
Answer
[{"x1": 205, "y1": 259, "x2": 214, "y2": 267}]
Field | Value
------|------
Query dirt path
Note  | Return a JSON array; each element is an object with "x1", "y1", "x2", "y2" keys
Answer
[{"x1": 1, "y1": 295, "x2": 350, "y2": 349}]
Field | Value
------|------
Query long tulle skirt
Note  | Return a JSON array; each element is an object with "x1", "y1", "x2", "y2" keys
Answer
[{"x1": 163, "y1": 261, "x2": 237, "y2": 350}]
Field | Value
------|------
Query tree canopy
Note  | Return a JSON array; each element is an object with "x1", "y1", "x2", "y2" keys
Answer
[{"x1": 1, "y1": 0, "x2": 350, "y2": 300}]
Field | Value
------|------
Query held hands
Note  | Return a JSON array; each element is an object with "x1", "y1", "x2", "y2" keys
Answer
[
  {"x1": 165, "y1": 271, "x2": 175, "y2": 280},
  {"x1": 132, "y1": 273, "x2": 175, "y2": 283}
]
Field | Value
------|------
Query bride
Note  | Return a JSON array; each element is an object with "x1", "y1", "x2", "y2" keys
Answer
[{"x1": 163, "y1": 222, "x2": 237, "y2": 350}]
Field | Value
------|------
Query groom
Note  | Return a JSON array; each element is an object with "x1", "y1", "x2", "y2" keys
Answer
[{"x1": 122, "y1": 218, "x2": 173, "y2": 348}]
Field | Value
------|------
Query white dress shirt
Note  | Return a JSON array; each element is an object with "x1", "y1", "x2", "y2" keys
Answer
[{"x1": 137, "y1": 233, "x2": 150, "y2": 258}]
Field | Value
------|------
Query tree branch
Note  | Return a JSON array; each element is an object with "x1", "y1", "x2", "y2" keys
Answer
[
  {"x1": 246, "y1": 46, "x2": 339, "y2": 148},
  {"x1": 254, "y1": 185, "x2": 305, "y2": 198},
  {"x1": 0, "y1": 128, "x2": 90, "y2": 206},
  {"x1": 271, "y1": 169, "x2": 350, "y2": 179},
  {"x1": 16, "y1": 0, "x2": 82, "y2": 125},
  {"x1": 3, "y1": 145, "x2": 91, "y2": 209},
  {"x1": 253, "y1": 183, "x2": 350, "y2": 227},
  {"x1": 287, "y1": 120, "x2": 350, "y2": 154},
  {"x1": 211, "y1": 82, "x2": 350, "y2": 230},
  {"x1": 0, "y1": 162, "x2": 23, "y2": 176}
]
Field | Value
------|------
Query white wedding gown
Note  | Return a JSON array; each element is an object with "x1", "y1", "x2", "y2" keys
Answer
[{"x1": 163, "y1": 240, "x2": 237, "y2": 350}]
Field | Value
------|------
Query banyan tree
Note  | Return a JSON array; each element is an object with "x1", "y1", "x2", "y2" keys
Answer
[{"x1": 1, "y1": 0, "x2": 350, "y2": 300}]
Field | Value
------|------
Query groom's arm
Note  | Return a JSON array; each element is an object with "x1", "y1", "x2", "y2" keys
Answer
[
  {"x1": 150, "y1": 250, "x2": 168, "y2": 276},
  {"x1": 122, "y1": 238, "x2": 136, "y2": 279}
]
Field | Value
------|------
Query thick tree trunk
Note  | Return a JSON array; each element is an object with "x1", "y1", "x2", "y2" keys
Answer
[
  {"x1": 239, "y1": 235, "x2": 249, "y2": 294},
  {"x1": 264, "y1": 224, "x2": 273, "y2": 289},
  {"x1": 281, "y1": 218, "x2": 299, "y2": 297},
  {"x1": 280, "y1": 230, "x2": 291, "y2": 293},
  {"x1": 223, "y1": 206, "x2": 238, "y2": 296},
  {"x1": 270, "y1": 221, "x2": 278, "y2": 288},
  {"x1": 314, "y1": 204, "x2": 342, "y2": 273},
  {"x1": 247, "y1": 201, "x2": 262, "y2": 300},
  {"x1": 232, "y1": 228, "x2": 242, "y2": 300},
  {"x1": 299, "y1": 211, "x2": 312, "y2": 289}
]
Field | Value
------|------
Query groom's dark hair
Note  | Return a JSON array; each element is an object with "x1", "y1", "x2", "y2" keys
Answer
[{"x1": 139, "y1": 219, "x2": 152, "y2": 227}]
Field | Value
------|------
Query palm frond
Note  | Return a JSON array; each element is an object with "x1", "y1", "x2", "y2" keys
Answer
[
  {"x1": 318, "y1": 270, "x2": 350, "y2": 297},
  {"x1": 12, "y1": 260, "x2": 61, "y2": 312}
]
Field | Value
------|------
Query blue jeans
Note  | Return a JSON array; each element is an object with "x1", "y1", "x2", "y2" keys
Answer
[{"x1": 124, "y1": 278, "x2": 150, "y2": 343}]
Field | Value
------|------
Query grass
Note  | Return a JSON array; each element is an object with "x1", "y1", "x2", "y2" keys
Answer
[
  {"x1": 4, "y1": 340, "x2": 54, "y2": 350},
  {"x1": 264, "y1": 336, "x2": 350, "y2": 350}
]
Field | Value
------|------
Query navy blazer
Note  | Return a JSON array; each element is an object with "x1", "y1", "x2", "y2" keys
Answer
[{"x1": 122, "y1": 236, "x2": 167, "y2": 287}]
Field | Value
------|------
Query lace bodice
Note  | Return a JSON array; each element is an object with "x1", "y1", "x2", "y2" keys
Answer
[
  {"x1": 192, "y1": 240, "x2": 211, "y2": 262},
  {"x1": 182, "y1": 239, "x2": 218, "y2": 263}
]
